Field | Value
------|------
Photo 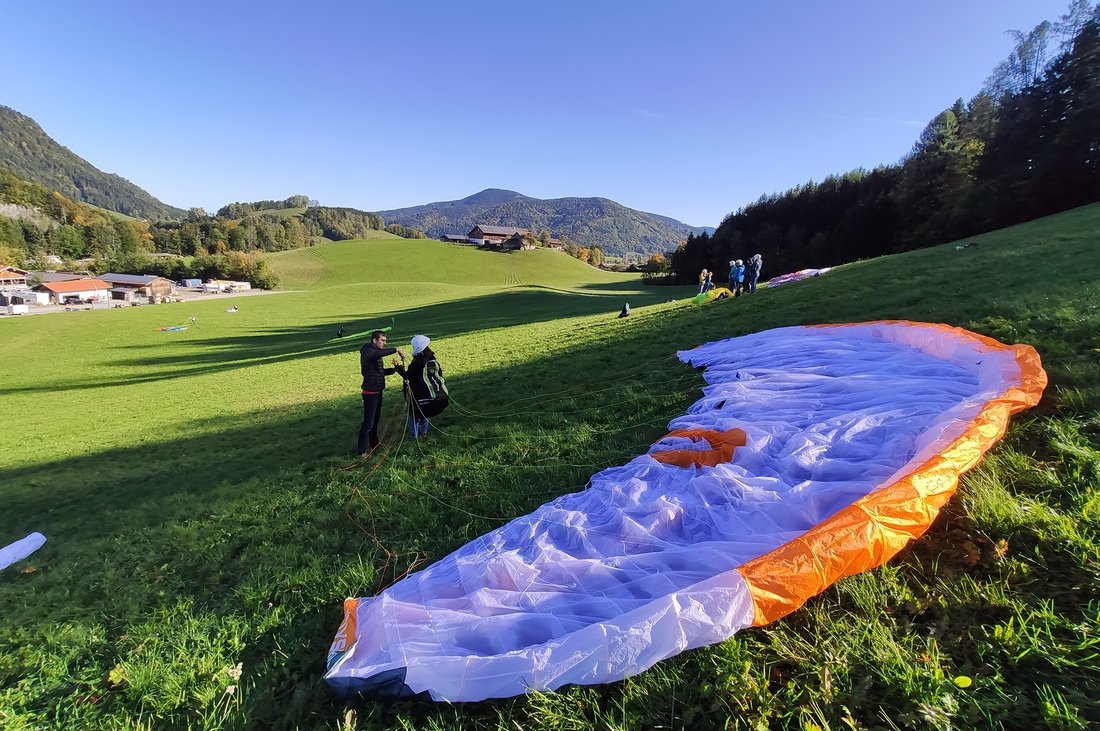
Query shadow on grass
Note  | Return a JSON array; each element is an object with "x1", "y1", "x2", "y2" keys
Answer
[
  {"x1": 0, "y1": 286, "x2": 689, "y2": 395},
  {"x1": 3, "y1": 220, "x2": 1096, "y2": 727},
  {"x1": 0, "y1": 307, "x2": 713, "y2": 727},
  {"x1": 572, "y1": 279, "x2": 685, "y2": 294}
]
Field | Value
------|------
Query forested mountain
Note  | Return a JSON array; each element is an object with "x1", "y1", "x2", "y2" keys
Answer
[
  {"x1": 0, "y1": 167, "x2": 278, "y2": 287},
  {"x1": 375, "y1": 189, "x2": 711, "y2": 256},
  {"x1": 0, "y1": 105, "x2": 185, "y2": 220},
  {"x1": 671, "y1": 3, "x2": 1100, "y2": 282}
]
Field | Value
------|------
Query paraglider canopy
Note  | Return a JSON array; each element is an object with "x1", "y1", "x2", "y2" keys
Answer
[{"x1": 325, "y1": 322, "x2": 1045, "y2": 703}]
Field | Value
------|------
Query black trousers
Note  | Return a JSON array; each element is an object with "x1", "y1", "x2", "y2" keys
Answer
[{"x1": 357, "y1": 392, "x2": 383, "y2": 454}]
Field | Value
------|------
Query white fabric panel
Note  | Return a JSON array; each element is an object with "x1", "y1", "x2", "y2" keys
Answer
[
  {"x1": 326, "y1": 323, "x2": 1025, "y2": 701},
  {"x1": 0, "y1": 532, "x2": 46, "y2": 571}
]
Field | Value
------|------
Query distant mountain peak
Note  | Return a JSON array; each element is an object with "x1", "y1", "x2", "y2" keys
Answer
[
  {"x1": 375, "y1": 189, "x2": 708, "y2": 257},
  {"x1": 459, "y1": 188, "x2": 525, "y2": 206}
]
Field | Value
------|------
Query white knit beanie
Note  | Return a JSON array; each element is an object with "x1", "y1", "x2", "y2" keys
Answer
[{"x1": 411, "y1": 335, "x2": 430, "y2": 355}]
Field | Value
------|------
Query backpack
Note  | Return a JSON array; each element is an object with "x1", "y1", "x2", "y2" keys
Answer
[{"x1": 416, "y1": 357, "x2": 449, "y2": 418}]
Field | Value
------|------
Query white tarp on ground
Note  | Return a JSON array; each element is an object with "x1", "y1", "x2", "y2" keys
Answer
[
  {"x1": 0, "y1": 532, "x2": 46, "y2": 571},
  {"x1": 325, "y1": 322, "x2": 1044, "y2": 701}
]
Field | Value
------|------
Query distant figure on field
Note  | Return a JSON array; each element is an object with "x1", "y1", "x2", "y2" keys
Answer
[
  {"x1": 337, "y1": 326, "x2": 346, "y2": 338},
  {"x1": 618, "y1": 302, "x2": 631, "y2": 318},
  {"x1": 732, "y1": 260, "x2": 746, "y2": 297},
  {"x1": 226, "y1": 306, "x2": 239, "y2": 313},
  {"x1": 395, "y1": 335, "x2": 448, "y2": 439},
  {"x1": 703, "y1": 270, "x2": 714, "y2": 292},
  {"x1": 746, "y1": 254, "x2": 763, "y2": 294},
  {"x1": 357, "y1": 330, "x2": 406, "y2": 455},
  {"x1": 190, "y1": 316, "x2": 197, "y2": 324},
  {"x1": 698, "y1": 269, "x2": 710, "y2": 294}
]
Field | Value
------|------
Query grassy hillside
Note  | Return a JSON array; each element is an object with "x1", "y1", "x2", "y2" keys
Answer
[
  {"x1": 269, "y1": 237, "x2": 635, "y2": 290},
  {"x1": 1, "y1": 204, "x2": 1099, "y2": 729}
]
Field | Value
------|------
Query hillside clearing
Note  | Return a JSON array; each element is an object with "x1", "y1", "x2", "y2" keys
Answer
[{"x1": 1, "y1": 204, "x2": 1099, "y2": 729}]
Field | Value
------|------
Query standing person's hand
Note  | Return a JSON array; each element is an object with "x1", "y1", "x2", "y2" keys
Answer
[{"x1": 396, "y1": 349, "x2": 407, "y2": 361}]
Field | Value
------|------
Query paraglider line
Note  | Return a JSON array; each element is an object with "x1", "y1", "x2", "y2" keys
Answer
[{"x1": 445, "y1": 371, "x2": 696, "y2": 421}]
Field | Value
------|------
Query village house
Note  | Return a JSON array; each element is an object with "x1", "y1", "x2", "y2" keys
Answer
[
  {"x1": 34, "y1": 278, "x2": 111, "y2": 304},
  {"x1": 0, "y1": 265, "x2": 29, "y2": 288},
  {"x1": 1, "y1": 289, "x2": 49, "y2": 307},
  {"x1": 445, "y1": 227, "x2": 563, "y2": 250},
  {"x1": 203, "y1": 279, "x2": 252, "y2": 293},
  {"x1": 2, "y1": 267, "x2": 51, "y2": 307},
  {"x1": 466, "y1": 225, "x2": 530, "y2": 246},
  {"x1": 34, "y1": 272, "x2": 86, "y2": 283},
  {"x1": 98, "y1": 273, "x2": 176, "y2": 303},
  {"x1": 501, "y1": 233, "x2": 538, "y2": 251}
]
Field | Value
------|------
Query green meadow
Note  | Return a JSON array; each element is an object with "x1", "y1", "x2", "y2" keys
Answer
[{"x1": 2, "y1": 210, "x2": 1099, "y2": 729}]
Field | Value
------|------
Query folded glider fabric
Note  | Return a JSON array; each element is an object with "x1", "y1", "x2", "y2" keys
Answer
[
  {"x1": 326, "y1": 321, "x2": 1045, "y2": 701},
  {"x1": 0, "y1": 532, "x2": 46, "y2": 571}
]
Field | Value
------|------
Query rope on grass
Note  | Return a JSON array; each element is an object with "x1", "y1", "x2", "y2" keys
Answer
[
  {"x1": 338, "y1": 352, "x2": 704, "y2": 585},
  {"x1": 445, "y1": 354, "x2": 692, "y2": 420}
]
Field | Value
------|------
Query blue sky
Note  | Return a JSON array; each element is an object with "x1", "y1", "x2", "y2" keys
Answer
[{"x1": 1, "y1": 1, "x2": 1071, "y2": 227}]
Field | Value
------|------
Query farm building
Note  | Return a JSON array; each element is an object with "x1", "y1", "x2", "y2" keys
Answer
[
  {"x1": 34, "y1": 272, "x2": 86, "y2": 284},
  {"x1": 0, "y1": 289, "x2": 49, "y2": 306},
  {"x1": 204, "y1": 280, "x2": 251, "y2": 293},
  {"x1": 501, "y1": 233, "x2": 537, "y2": 251},
  {"x1": 98, "y1": 273, "x2": 175, "y2": 302},
  {"x1": 466, "y1": 225, "x2": 529, "y2": 246},
  {"x1": 440, "y1": 235, "x2": 472, "y2": 244},
  {"x1": 0, "y1": 265, "x2": 29, "y2": 288},
  {"x1": 35, "y1": 279, "x2": 111, "y2": 304}
]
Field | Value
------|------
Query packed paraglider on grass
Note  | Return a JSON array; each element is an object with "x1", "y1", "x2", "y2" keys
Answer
[{"x1": 326, "y1": 322, "x2": 1044, "y2": 701}]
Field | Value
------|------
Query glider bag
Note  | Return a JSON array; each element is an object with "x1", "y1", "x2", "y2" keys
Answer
[{"x1": 326, "y1": 322, "x2": 1045, "y2": 701}]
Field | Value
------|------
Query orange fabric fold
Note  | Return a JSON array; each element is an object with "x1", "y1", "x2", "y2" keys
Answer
[
  {"x1": 739, "y1": 324, "x2": 1046, "y2": 625},
  {"x1": 650, "y1": 428, "x2": 748, "y2": 468}
]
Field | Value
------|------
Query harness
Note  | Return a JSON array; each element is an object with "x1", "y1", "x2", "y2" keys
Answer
[{"x1": 404, "y1": 356, "x2": 449, "y2": 418}]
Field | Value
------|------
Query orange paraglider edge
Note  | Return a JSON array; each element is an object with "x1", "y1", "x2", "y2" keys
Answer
[{"x1": 737, "y1": 321, "x2": 1046, "y2": 625}]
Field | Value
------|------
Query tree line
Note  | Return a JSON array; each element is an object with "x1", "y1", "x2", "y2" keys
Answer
[
  {"x1": 671, "y1": 2, "x2": 1100, "y2": 283},
  {"x1": 0, "y1": 182, "x2": 431, "y2": 287},
  {"x1": 216, "y1": 195, "x2": 311, "y2": 218}
]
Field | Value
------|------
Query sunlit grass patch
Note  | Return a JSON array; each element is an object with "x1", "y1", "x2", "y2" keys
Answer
[{"x1": 3, "y1": 204, "x2": 1100, "y2": 728}]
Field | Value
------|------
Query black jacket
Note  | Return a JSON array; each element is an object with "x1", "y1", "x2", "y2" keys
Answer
[
  {"x1": 360, "y1": 342, "x2": 397, "y2": 392},
  {"x1": 395, "y1": 347, "x2": 449, "y2": 419},
  {"x1": 395, "y1": 348, "x2": 446, "y2": 403}
]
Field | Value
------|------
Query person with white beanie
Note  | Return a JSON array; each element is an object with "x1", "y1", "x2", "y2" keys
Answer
[{"x1": 395, "y1": 335, "x2": 449, "y2": 438}]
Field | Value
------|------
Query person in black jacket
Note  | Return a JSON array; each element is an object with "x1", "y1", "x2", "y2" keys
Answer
[
  {"x1": 395, "y1": 335, "x2": 448, "y2": 438},
  {"x1": 357, "y1": 330, "x2": 405, "y2": 455},
  {"x1": 746, "y1": 253, "x2": 763, "y2": 294}
]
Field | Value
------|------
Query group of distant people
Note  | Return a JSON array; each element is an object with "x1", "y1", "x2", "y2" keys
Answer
[{"x1": 699, "y1": 253, "x2": 763, "y2": 297}]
